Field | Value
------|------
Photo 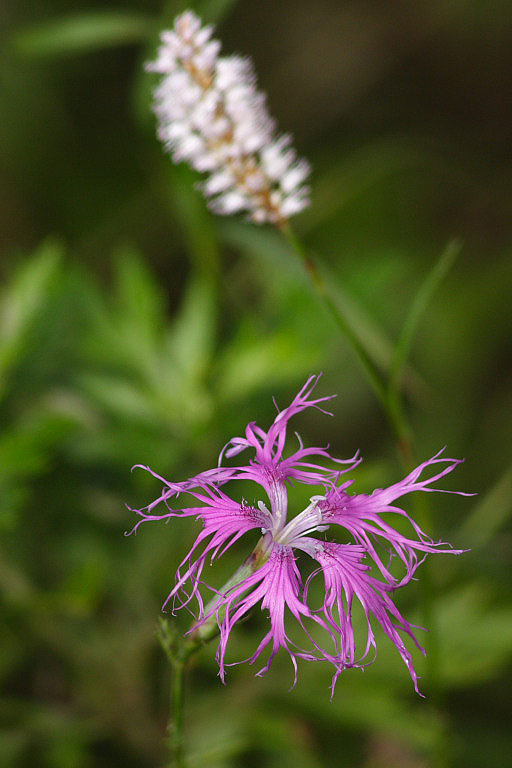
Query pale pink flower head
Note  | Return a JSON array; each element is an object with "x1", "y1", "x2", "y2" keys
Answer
[
  {"x1": 147, "y1": 10, "x2": 310, "y2": 225},
  {"x1": 128, "y1": 376, "x2": 469, "y2": 696}
]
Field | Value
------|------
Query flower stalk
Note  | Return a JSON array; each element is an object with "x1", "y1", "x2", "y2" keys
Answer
[
  {"x1": 157, "y1": 535, "x2": 272, "y2": 767},
  {"x1": 157, "y1": 619, "x2": 188, "y2": 768},
  {"x1": 145, "y1": 12, "x2": 466, "y2": 766},
  {"x1": 280, "y1": 221, "x2": 415, "y2": 465}
]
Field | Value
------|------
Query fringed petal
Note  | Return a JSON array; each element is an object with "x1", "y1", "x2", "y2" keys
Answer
[
  {"x1": 304, "y1": 541, "x2": 426, "y2": 696},
  {"x1": 319, "y1": 450, "x2": 468, "y2": 584},
  {"x1": 201, "y1": 544, "x2": 335, "y2": 686}
]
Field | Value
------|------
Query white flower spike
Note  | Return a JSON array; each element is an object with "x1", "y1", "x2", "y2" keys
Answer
[{"x1": 147, "y1": 10, "x2": 311, "y2": 226}]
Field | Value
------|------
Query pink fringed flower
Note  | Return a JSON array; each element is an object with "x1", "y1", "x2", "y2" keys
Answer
[{"x1": 127, "y1": 376, "x2": 468, "y2": 695}]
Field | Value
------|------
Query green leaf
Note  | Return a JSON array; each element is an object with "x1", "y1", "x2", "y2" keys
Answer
[
  {"x1": 0, "y1": 240, "x2": 62, "y2": 388},
  {"x1": 300, "y1": 138, "x2": 425, "y2": 234},
  {"x1": 217, "y1": 323, "x2": 321, "y2": 400},
  {"x1": 458, "y1": 464, "x2": 512, "y2": 549},
  {"x1": 316, "y1": 256, "x2": 397, "y2": 372},
  {"x1": 0, "y1": 730, "x2": 29, "y2": 765},
  {"x1": 12, "y1": 12, "x2": 153, "y2": 58},
  {"x1": 436, "y1": 584, "x2": 512, "y2": 687},
  {"x1": 0, "y1": 408, "x2": 79, "y2": 529},
  {"x1": 82, "y1": 247, "x2": 167, "y2": 386},
  {"x1": 114, "y1": 245, "x2": 166, "y2": 339},
  {"x1": 220, "y1": 219, "x2": 407, "y2": 381},
  {"x1": 78, "y1": 375, "x2": 160, "y2": 425},
  {"x1": 389, "y1": 239, "x2": 461, "y2": 394},
  {"x1": 219, "y1": 219, "x2": 304, "y2": 279},
  {"x1": 167, "y1": 277, "x2": 216, "y2": 384},
  {"x1": 289, "y1": 672, "x2": 443, "y2": 751}
]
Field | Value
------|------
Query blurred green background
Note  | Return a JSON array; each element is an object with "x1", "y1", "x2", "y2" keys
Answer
[{"x1": 1, "y1": 1, "x2": 511, "y2": 766}]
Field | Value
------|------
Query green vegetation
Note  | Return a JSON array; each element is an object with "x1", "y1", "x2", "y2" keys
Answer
[{"x1": 1, "y1": 1, "x2": 511, "y2": 766}]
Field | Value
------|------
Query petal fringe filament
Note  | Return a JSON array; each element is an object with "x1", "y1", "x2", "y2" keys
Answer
[{"x1": 128, "y1": 374, "x2": 469, "y2": 696}]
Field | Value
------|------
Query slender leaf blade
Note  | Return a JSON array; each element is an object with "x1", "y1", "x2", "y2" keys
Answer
[
  {"x1": 389, "y1": 239, "x2": 461, "y2": 393},
  {"x1": 13, "y1": 12, "x2": 153, "y2": 58}
]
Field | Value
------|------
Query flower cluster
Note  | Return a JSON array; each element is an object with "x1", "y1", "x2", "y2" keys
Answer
[
  {"x1": 147, "y1": 10, "x2": 310, "y2": 225},
  {"x1": 128, "y1": 376, "x2": 467, "y2": 695}
]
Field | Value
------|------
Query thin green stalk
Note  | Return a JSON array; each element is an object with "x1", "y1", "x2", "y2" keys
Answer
[
  {"x1": 158, "y1": 619, "x2": 191, "y2": 768},
  {"x1": 282, "y1": 222, "x2": 456, "y2": 767},
  {"x1": 386, "y1": 239, "x2": 460, "y2": 468},
  {"x1": 281, "y1": 222, "x2": 412, "y2": 462},
  {"x1": 388, "y1": 239, "x2": 460, "y2": 396},
  {"x1": 169, "y1": 659, "x2": 186, "y2": 768},
  {"x1": 157, "y1": 535, "x2": 272, "y2": 767},
  {"x1": 281, "y1": 223, "x2": 386, "y2": 400}
]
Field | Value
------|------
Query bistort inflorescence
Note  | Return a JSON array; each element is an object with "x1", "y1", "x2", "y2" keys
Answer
[{"x1": 147, "y1": 11, "x2": 311, "y2": 225}]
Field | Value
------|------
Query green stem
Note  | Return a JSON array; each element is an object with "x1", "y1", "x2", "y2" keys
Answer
[
  {"x1": 157, "y1": 535, "x2": 272, "y2": 767},
  {"x1": 281, "y1": 222, "x2": 413, "y2": 463},
  {"x1": 158, "y1": 619, "x2": 191, "y2": 768},
  {"x1": 282, "y1": 223, "x2": 385, "y2": 398},
  {"x1": 282, "y1": 222, "x2": 451, "y2": 763},
  {"x1": 169, "y1": 659, "x2": 186, "y2": 768}
]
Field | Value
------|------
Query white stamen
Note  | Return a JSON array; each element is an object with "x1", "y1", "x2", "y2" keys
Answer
[{"x1": 274, "y1": 497, "x2": 328, "y2": 546}]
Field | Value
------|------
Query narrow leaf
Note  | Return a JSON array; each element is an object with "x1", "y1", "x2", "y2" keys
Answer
[
  {"x1": 436, "y1": 584, "x2": 512, "y2": 686},
  {"x1": 167, "y1": 277, "x2": 216, "y2": 384},
  {"x1": 458, "y1": 464, "x2": 512, "y2": 549},
  {"x1": 220, "y1": 219, "x2": 410, "y2": 380},
  {"x1": 301, "y1": 138, "x2": 424, "y2": 234},
  {"x1": 114, "y1": 246, "x2": 165, "y2": 337},
  {"x1": 13, "y1": 12, "x2": 153, "y2": 58},
  {"x1": 389, "y1": 239, "x2": 461, "y2": 393},
  {"x1": 0, "y1": 240, "x2": 62, "y2": 382}
]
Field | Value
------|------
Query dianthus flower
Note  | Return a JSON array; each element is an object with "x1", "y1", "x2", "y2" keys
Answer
[
  {"x1": 128, "y1": 376, "x2": 468, "y2": 696},
  {"x1": 147, "y1": 10, "x2": 310, "y2": 225}
]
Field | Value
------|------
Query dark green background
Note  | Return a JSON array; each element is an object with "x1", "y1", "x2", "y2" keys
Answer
[{"x1": 1, "y1": 1, "x2": 511, "y2": 766}]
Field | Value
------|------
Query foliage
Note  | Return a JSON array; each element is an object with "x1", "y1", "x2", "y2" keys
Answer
[{"x1": 1, "y1": 1, "x2": 511, "y2": 767}]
